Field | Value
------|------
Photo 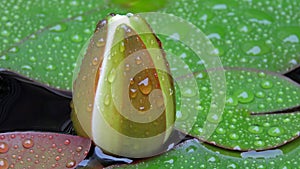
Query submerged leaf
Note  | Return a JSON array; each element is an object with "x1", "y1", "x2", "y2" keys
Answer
[{"x1": 0, "y1": 131, "x2": 91, "y2": 169}]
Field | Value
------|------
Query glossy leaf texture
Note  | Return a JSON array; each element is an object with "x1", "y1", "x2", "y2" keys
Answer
[
  {"x1": 162, "y1": 0, "x2": 300, "y2": 73},
  {"x1": 173, "y1": 69, "x2": 300, "y2": 150},
  {"x1": 1, "y1": 0, "x2": 300, "y2": 90},
  {"x1": 0, "y1": 0, "x2": 124, "y2": 90},
  {"x1": 110, "y1": 138, "x2": 300, "y2": 169},
  {"x1": 0, "y1": 131, "x2": 91, "y2": 169}
]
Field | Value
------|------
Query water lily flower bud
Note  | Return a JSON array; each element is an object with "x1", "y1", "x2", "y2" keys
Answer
[{"x1": 72, "y1": 13, "x2": 175, "y2": 158}]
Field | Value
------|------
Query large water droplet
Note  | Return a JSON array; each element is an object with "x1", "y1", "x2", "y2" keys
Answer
[
  {"x1": 229, "y1": 133, "x2": 239, "y2": 140},
  {"x1": 64, "y1": 139, "x2": 71, "y2": 146},
  {"x1": 226, "y1": 96, "x2": 238, "y2": 106},
  {"x1": 50, "y1": 24, "x2": 67, "y2": 32},
  {"x1": 283, "y1": 34, "x2": 299, "y2": 43},
  {"x1": 207, "y1": 113, "x2": 221, "y2": 123},
  {"x1": 0, "y1": 142, "x2": 8, "y2": 154},
  {"x1": 261, "y1": 80, "x2": 273, "y2": 89},
  {"x1": 248, "y1": 125, "x2": 263, "y2": 134},
  {"x1": 66, "y1": 160, "x2": 76, "y2": 168},
  {"x1": 254, "y1": 140, "x2": 265, "y2": 147},
  {"x1": 71, "y1": 34, "x2": 83, "y2": 43},
  {"x1": 0, "y1": 158, "x2": 8, "y2": 169},
  {"x1": 268, "y1": 127, "x2": 284, "y2": 137},
  {"x1": 138, "y1": 77, "x2": 152, "y2": 95},
  {"x1": 216, "y1": 127, "x2": 226, "y2": 134},
  {"x1": 22, "y1": 139, "x2": 34, "y2": 149},
  {"x1": 108, "y1": 69, "x2": 116, "y2": 83},
  {"x1": 234, "y1": 90, "x2": 254, "y2": 103}
]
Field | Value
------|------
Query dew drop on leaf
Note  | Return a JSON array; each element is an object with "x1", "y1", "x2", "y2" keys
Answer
[
  {"x1": 66, "y1": 159, "x2": 76, "y2": 168},
  {"x1": 260, "y1": 80, "x2": 273, "y2": 89},
  {"x1": 248, "y1": 125, "x2": 263, "y2": 134},
  {"x1": 22, "y1": 139, "x2": 34, "y2": 149},
  {"x1": 0, "y1": 158, "x2": 8, "y2": 169},
  {"x1": 64, "y1": 139, "x2": 71, "y2": 146},
  {"x1": 138, "y1": 77, "x2": 152, "y2": 95},
  {"x1": 0, "y1": 142, "x2": 9, "y2": 153},
  {"x1": 267, "y1": 127, "x2": 284, "y2": 137}
]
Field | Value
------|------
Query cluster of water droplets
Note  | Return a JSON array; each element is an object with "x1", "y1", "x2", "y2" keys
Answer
[
  {"x1": 121, "y1": 138, "x2": 299, "y2": 169},
  {"x1": 163, "y1": 0, "x2": 300, "y2": 72},
  {"x1": 0, "y1": 132, "x2": 90, "y2": 169},
  {"x1": 0, "y1": 0, "x2": 114, "y2": 90}
]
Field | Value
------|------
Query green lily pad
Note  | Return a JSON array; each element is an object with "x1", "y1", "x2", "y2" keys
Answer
[
  {"x1": 0, "y1": 0, "x2": 124, "y2": 90},
  {"x1": 176, "y1": 69, "x2": 300, "y2": 150},
  {"x1": 162, "y1": 0, "x2": 300, "y2": 72},
  {"x1": 111, "y1": 138, "x2": 300, "y2": 169}
]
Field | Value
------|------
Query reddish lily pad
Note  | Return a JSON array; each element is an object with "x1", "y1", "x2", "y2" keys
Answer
[{"x1": 0, "y1": 131, "x2": 91, "y2": 169}]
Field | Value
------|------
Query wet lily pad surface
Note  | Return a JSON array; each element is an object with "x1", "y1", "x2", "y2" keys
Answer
[{"x1": 0, "y1": 131, "x2": 91, "y2": 169}]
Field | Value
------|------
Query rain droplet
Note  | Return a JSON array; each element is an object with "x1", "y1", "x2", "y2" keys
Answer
[
  {"x1": 119, "y1": 42, "x2": 125, "y2": 52},
  {"x1": 207, "y1": 113, "x2": 221, "y2": 123},
  {"x1": 45, "y1": 64, "x2": 56, "y2": 71},
  {"x1": 96, "y1": 38, "x2": 105, "y2": 47},
  {"x1": 283, "y1": 34, "x2": 299, "y2": 43},
  {"x1": 50, "y1": 24, "x2": 67, "y2": 32},
  {"x1": 0, "y1": 158, "x2": 8, "y2": 169},
  {"x1": 268, "y1": 127, "x2": 284, "y2": 137},
  {"x1": 21, "y1": 65, "x2": 33, "y2": 71},
  {"x1": 234, "y1": 90, "x2": 254, "y2": 103},
  {"x1": 226, "y1": 96, "x2": 238, "y2": 106},
  {"x1": 55, "y1": 156, "x2": 60, "y2": 161},
  {"x1": 71, "y1": 34, "x2": 83, "y2": 43},
  {"x1": 138, "y1": 77, "x2": 152, "y2": 95},
  {"x1": 0, "y1": 142, "x2": 8, "y2": 153},
  {"x1": 108, "y1": 69, "x2": 116, "y2": 83},
  {"x1": 92, "y1": 57, "x2": 99, "y2": 66},
  {"x1": 182, "y1": 88, "x2": 196, "y2": 97},
  {"x1": 53, "y1": 36, "x2": 62, "y2": 42},
  {"x1": 248, "y1": 125, "x2": 263, "y2": 134},
  {"x1": 260, "y1": 81, "x2": 273, "y2": 89},
  {"x1": 135, "y1": 56, "x2": 142, "y2": 65},
  {"x1": 185, "y1": 145, "x2": 197, "y2": 153},
  {"x1": 246, "y1": 46, "x2": 261, "y2": 55},
  {"x1": 1, "y1": 30, "x2": 9, "y2": 37},
  {"x1": 66, "y1": 160, "x2": 76, "y2": 168},
  {"x1": 104, "y1": 95, "x2": 110, "y2": 106},
  {"x1": 84, "y1": 103, "x2": 92, "y2": 112},
  {"x1": 76, "y1": 146, "x2": 83, "y2": 152},
  {"x1": 254, "y1": 140, "x2": 265, "y2": 147},
  {"x1": 22, "y1": 139, "x2": 34, "y2": 149},
  {"x1": 229, "y1": 133, "x2": 239, "y2": 140},
  {"x1": 64, "y1": 139, "x2": 71, "y2": 145},
  {"x1": 216, "y1": 127, "x2": 226, "y2": 134},
  {"x1": 255, "y1": 91, "x2": 265, "y2": 98},
  {"x1": 129, "y1": 87, "x2": 137, "y2": 98}
]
